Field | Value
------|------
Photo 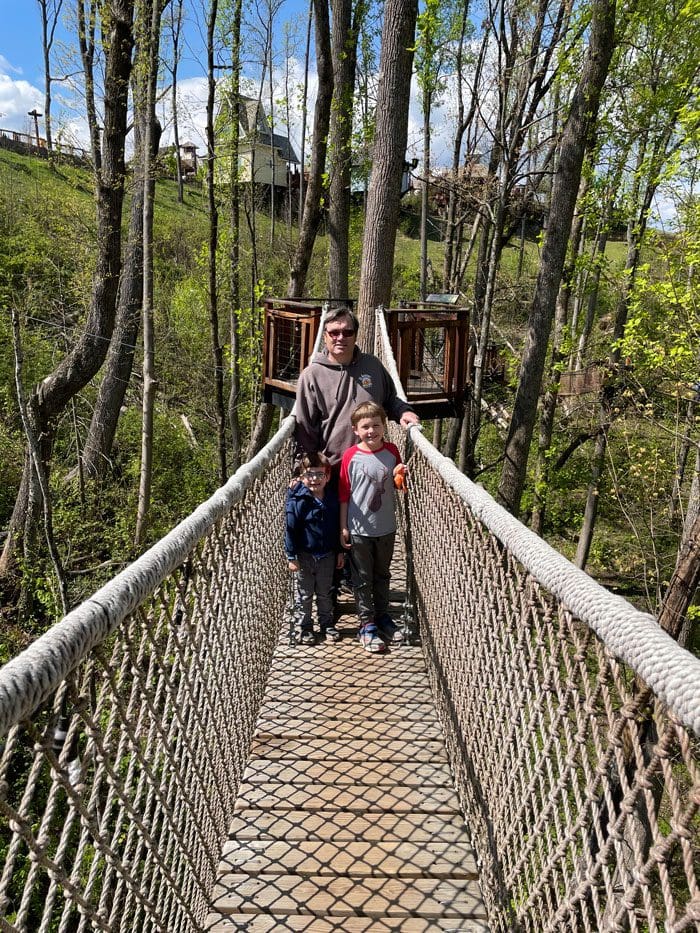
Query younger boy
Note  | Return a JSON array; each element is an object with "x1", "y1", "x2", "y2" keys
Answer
[
  {"x1": 339, "y1": 402, "x2": 404, "y2": 653},
  {"x1": 285, "y1": 452, "x2": 344, "y2": 644}
]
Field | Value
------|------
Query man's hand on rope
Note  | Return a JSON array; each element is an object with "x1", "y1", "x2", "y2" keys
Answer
[{"x1": 400, "y1": 411, "x2": 420, "y2": 429}]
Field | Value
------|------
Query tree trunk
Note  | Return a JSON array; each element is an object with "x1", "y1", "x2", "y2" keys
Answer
[
  {"x1": 205, "y1": 0, "x2": 227, "y2": 484},
  {"x1": 574, "y1": 226, "x2": 608, "y2": 369},
  {"x1": 168, "y1": 0, "x2": 185, "y2": 203},
  {"x1": 268, "y1": 10, "x2": 276, "y2": 240},
  {"x1": 80, "y1": 94, "x2": 161, "y2": 479},
  {"x1": 245, "y1": 403, "x2": 276, "y2": 459},
  {"x1": 466, "y1": 193, "x2": 506, "y2": 474},
  {"x1": 669, "y1": 387, "x2": 700, "y2": 522},
  {"x1": 298, "y1": 0, "x2": 313, "y2": 230},
  {"x1": 531, "y1": 180, "x2": 589, "y2": 535},
  {"x1": 657, "y1": 511, "x2": 700, "y2": 645},
  {"x1": 228, "y1": 0, "x2": 243, "y2": 472},
  {"x1": 134, "y1": 0, "x2": 163, "y2": 547},
  {"x1": 498, "y1": 0, "x2": 617, "y2": 516},
  {"x1": 288, "y1": 0, "x2": 333, "y2": 298},
  {"x1": 419, "y1": 94, "x2": 431, "y2": 302},
  {"x1": 356, "y1": 0, "x2": 418, "y2": 345},
  {"x1": 0, "y1": 0, "x2": 135, "y2": 590},
  {"x1": 327, "y1": 0, "x2": 357, "y2": 300},
  {"x1": 39, "y1": 0, "x2": 64, "y2": 157},
  {"x1": 443, "y1": 18, "x2": 487, "y2": 292},
  {"x1": 77, "y1": 0, "x2": 102, "y2": 174},
  {"x1": 11, "y1": 308, "x2": 68, "y2": 614},
  {"x1": 253, "y1": 0, "x2": 332, "y2": 463},
  {"x1": 576, "y1": 172, "x2": 659, "y2": 568}
]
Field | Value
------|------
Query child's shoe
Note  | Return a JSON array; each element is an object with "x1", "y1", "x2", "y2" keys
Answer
[
  {"x1": 357, "y1": 623, "x2": 386, "y2": 653},
  {"x1": 299, "y1": 628, "x2": 316, "y2": 646},
  {"x1": 375, "y1": 613, "x2": 403, "y2": 645},
  {"x1": 322, "y1": 625, "x2": 341, "y2": 642}
]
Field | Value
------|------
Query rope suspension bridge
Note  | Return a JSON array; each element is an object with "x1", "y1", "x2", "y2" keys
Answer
[{"x1": 0, "y1": 314, "x2": 699, "y2": 932}]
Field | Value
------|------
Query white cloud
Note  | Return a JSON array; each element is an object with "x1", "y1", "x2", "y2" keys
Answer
[
  {"x1": 0, "y1": 70, "x2": 44, "y2": 133},
  {"x1": 0, "y1": 54, "x2": 22, "y2": 76},
  {"x1": 158, "y1": 75, "x2": 209, "y2": 150}
]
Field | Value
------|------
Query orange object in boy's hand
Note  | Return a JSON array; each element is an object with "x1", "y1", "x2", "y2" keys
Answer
[{"x1": 393, "y1": 463, "x2": 407, "y2": 490}]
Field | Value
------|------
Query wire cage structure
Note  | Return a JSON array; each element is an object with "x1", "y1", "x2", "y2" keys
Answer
[
  {"x1": 261, "y1": 296, "x2": 472, "y2": 417},
  {"x1": 261, "y1": 298, "x2": 352, "y2": 409},
  {"x1": 481, "y1": 339, "x2": 507, "y2": 383},
  {"x1": 385, "y1": 298, "x2": 472, "y2": 417}
]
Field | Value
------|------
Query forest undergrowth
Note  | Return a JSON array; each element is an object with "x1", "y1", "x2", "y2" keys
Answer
[{"x1": 0, "y1": 146, "x2": 696, "y2": 659}]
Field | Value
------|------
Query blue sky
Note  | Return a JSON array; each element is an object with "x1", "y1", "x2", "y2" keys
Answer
[
  {"x1": 0, "y1": 1, "x2": 212, "y2": 144},
  {"x1": 0, "y1": 0, "x2": 430, "y2": 164},
  {"x1": 0, "y1": 1, "x2": 325, "y2": 149},
  {"x1": 0, "y1": 3, "x2": 50, "y2": 131}
]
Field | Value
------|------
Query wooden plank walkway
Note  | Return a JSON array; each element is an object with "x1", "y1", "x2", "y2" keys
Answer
[{"x1": 206, "y1": 562, "x2": 488, "y2": 931}]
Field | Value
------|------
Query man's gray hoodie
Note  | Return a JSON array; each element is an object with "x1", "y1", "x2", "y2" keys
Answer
[{"x1": 294, "y1": 345, "x2": 415, "y2": 467}]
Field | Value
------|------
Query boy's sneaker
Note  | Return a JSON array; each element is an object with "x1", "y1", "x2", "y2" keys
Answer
[
  {"x1": 323, "y1": 625, "x2": 341, "y2": 642},
  {"x1": 375, "y1": 613, "x2": 403, "y2": 645},
  {"x1": 299, "y1": 629, "x2": 315, "y2": 646},
  {"x1": 357, "y1": 623, "x2": 386, "y2": 653}
]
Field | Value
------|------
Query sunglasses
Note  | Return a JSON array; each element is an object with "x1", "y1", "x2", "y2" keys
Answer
[
  {"x1": 303, "y1": 470, "x2": 327, "y2": 480},
  {"x1": 325, "y1": 328, "x2": 356, "y2": 339}
]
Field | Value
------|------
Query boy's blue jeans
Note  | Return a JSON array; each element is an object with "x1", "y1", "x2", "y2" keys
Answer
[
  {"x1": 348, "y1": 532, "x2": 395, "y2": 626},
  {"x1": 296, "y1": 552, "x2": 336, "y2": 632}
]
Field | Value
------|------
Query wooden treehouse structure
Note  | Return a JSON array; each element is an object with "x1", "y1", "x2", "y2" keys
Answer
[{"x1": 261, "y1": 296, "x2": 473, "y2": 418}]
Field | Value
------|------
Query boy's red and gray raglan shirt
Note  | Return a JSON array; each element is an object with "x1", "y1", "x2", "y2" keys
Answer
[{"x1": 339, "y1": 442, "x2": 402, "y2": 537}]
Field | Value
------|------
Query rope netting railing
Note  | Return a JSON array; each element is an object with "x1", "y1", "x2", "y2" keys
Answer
[
  {"x1": 0, "y1": 422, "x2": 295, "y2": 932},
  {"x1": 377, "y1": 310, "x2": 700, "y2": 932},
  {"x1": 2, "y1": 309, "x2": 699, "y2": 933}
]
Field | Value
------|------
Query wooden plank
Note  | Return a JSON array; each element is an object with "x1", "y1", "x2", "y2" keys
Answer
[
  {"x1": 253, "y1": 719, "x2": 442, "y2": 741},
  {"x1": 263, "y1": 673, "x2": 432, "y2": 692},
  {"x1": 233, "y1": 782, "x2": 461, "y2": 813},
  {"x1": 258, "y1": 685, "x2": 431, "y2": 703},
  {"x1": 227, "y1": 810, "x2": 470, "y2": 843},
  {"x1": 263, "y1": 656, "x2": 426, "y2": 677},
  {"x1": 255, "y1": 701, "x2": 436, "y2": 722},
  {"x1": 272, "y1": 643, "x2": 421, "y2": 660},
  {"x1": 241, "y1": 759, "x2": 453, "y2": 786},
  {"x1": 210, "y1": 874, "x2": 487, "y2": 919},
  {"x1": 204, "y1": 913, "x2": 492, "y2": 931},
  {"x1": 269, "y1": 651, "x2": 423, "y2": 667},
  {"x1": 218, "y1": 839, "x2": 479, "y2": 878},
  {"x1": 248, "y1": 738, "x2": 448, "y2": 762}
]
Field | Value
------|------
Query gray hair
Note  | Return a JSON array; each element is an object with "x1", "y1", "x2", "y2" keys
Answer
[{"x1": 324, "y1": 306, "x2": 359, "y2": 333}]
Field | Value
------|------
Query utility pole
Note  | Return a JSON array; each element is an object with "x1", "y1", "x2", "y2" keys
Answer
[{"x1": 28, "y1": 109, "x2": 43, "y2": 146}]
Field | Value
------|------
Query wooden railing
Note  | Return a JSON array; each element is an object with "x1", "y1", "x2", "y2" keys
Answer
[{"x1": 0, "y1": 127, "x2": 91, "y2": 163}]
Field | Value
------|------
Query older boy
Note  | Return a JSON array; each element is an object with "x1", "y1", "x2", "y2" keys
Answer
[{"x1": 339, "y1": 402, "x2": 404, "y2": 653}]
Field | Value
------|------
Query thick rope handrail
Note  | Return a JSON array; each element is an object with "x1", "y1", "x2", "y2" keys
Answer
[
  {"x1": 0, "y1": 416, "x2": 296, "y2": 738},
  {"x1": 376, "y1": 308, "x2": 700, "y2": 737}
]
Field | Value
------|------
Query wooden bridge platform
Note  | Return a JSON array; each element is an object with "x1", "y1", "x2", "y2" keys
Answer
[{"x1": 206, "y1": 567, "x2": 487, "y2": 931}]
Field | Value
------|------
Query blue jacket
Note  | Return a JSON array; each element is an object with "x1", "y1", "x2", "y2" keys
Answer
[{"x1": 284, "y1": 483, "x2": 340, "y2": 560}]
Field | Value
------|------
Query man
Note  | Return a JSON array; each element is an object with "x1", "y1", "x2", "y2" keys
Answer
[{"x1": 294, "y1": 307, "x2": 420, "y2": 469}]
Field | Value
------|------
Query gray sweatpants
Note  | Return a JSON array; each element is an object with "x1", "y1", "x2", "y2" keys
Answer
[
  {"x1": 296, "y1": 551, "x2": 336, "y2": 632},
  {"x1": 349, "y1": 532, "x2": 395, "y2": 626}
]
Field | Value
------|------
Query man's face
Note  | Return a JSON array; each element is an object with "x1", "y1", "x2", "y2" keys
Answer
[{"x1": 323, "y1": 316, "x2": 357, "y2": 363}]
